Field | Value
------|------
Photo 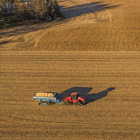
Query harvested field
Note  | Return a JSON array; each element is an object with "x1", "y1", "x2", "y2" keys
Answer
[
  {"x1": 0, "y1": 0, "x2": 140, "y2": 139},
  {"x1": 0, "y1": 51, "x2": 140, "y2": 139},
  {"x1": 0, "y1": 0, "x2": 140, "y2": 51}
]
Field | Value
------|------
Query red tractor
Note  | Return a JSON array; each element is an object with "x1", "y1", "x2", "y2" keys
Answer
[{"x1": 63, "y1": 92, "x2": 86, "y2": 105}]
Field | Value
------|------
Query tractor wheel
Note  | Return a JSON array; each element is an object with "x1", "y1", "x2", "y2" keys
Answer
[
  {"x1": 75, "y1": 101, "x2": 83, "y2": 106},
  {"x1": 82, "y1": 100, "x2": 86, "y2": 105},
  {"x1": 63, "y1": 101, "x2": 71, "y2": 105}
]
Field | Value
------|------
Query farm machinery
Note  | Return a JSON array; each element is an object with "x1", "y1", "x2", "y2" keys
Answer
[
  {"x1": 63, "y1": 92, "x2": 86, "y2": 105},
  {"x1": 33, "y1": 91, "x2": 62, "y2": 105},
  {"x1": 33, "y1": 91, "x2": 86, "y2": 105}
]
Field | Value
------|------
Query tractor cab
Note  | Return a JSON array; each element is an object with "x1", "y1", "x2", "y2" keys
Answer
[
  {"x1": 64, "y1": 91, "x2": 86, "y2": 105},
  {"x1": 71, "y1": 92, "x2": 79, "y2": 100}
]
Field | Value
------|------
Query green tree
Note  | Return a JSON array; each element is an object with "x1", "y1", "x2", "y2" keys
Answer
[
  {"x1": 0, "y1": 0, "x2": 15, "y2": 4},
  {"x1": 9, "y1": 0, "x2": 15, "y2": 4},
  {"x1": 0, "y1": 0, "x2": 61, "y2": 27}
]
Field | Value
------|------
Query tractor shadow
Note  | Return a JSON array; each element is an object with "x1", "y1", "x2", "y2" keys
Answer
[
  {"x1": 85, "y1": 87, "x2": 115, "y2": 104},
  {"x1": 59, "y1": 87, "x2": 92, "y2": 101},
  {"x1": 59, "y1": 87, "x2": 115, "y2": 104}
]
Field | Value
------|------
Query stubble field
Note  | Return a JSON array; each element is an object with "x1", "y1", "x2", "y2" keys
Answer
[
  {"x1": 0, "y1": 0, "x2": 140, "y2": 51},
  {"x1": 0, "y1": 0, "x2": 140, "y2": 139},
  {"x1": 0, "y1": 51, "x2": 140, "y2": 139}
]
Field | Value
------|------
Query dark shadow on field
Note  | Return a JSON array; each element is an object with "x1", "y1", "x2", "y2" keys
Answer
[
  {"x1": 0, "y1": 1, "x2": 121, "y2": 39},
  {"x1": 0, "y1": 20, "x2": 68, "y2": 39},
  {"x1": 85, "y1": 87, "x2": 115, "y2": 104},
  {"x1": 0, "y1": 41, "x2": 8, "y2": 45},
  {"x1": 60, "y1": 1, "x2": 122, "y2": 19},
  {"x1": 59, "y1": 87, "x2": 92, "y2": 100},
  {"x1": 59, "y1": 87, "x2": 115, "y2": 104}
]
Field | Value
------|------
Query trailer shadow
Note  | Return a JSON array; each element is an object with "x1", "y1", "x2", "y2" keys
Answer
[{"x1": 59, "y1": 87, "x2": 115, "y2": 104}]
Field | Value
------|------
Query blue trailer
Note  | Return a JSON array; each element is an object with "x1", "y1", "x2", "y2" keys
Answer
[{"x1": 33, "y1": 91, "x2": 63, "y2": 105}]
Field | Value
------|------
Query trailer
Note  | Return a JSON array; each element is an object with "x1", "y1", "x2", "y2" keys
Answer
[{"x1": 33, "y1": 91, "x2": 63, "y2": 105}]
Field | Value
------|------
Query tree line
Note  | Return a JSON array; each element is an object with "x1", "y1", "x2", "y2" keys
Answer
[{"x1": 0, "y1": 0, "x2": 62, "y2": 27}]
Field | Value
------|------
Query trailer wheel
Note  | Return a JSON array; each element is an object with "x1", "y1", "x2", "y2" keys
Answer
[{"x1": 48, "y1": 102, "x2": 55, "y2": 105}]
